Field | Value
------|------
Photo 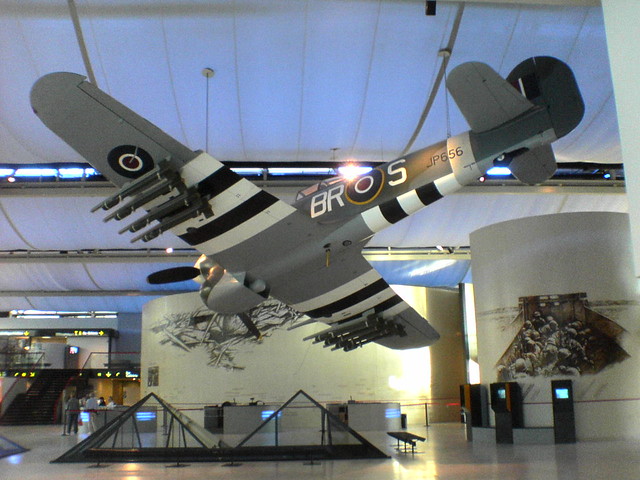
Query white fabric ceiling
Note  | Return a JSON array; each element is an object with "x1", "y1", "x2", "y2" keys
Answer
[{"x1": 0, "y1": 1, "x2": 627, "y2": 313}]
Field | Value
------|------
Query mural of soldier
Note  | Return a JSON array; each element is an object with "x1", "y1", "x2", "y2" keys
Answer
[{"x1": 496, "y1": 293, "x2": 629, "y2": 381}]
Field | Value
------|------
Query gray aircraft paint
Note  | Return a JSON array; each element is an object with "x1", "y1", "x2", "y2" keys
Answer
[{"x1": 30, "y1": 56, "x2": 583, "y2": 351}]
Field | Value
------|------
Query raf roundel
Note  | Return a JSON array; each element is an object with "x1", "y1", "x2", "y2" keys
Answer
[
  {"x1": 107, "y1": 145, "x2": 155, "y2": 178},
  {"x1": 345, "y1": 168, "x2": 385, "y2": 205}
]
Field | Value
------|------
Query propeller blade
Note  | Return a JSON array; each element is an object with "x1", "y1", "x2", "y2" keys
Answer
[{"x1": 147, "y1": 266, "x2": 200, "y2": 284}]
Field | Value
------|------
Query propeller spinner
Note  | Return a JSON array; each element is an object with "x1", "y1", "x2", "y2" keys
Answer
[{"x1": 146, "y1": 261, "x2": 263, "y2": 340}]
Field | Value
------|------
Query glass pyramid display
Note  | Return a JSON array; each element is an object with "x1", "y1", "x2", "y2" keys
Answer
[
  {"x1": 53, "y1": 390, "x2": 387, "y2": 463},
  {"x1": 234, "y1": 389, "x2": 389, "y2": 460},
  {"x1": 52, "y1": 392, "x2": 220, "y2": 463},
  {"x1": 0, "y1": 435, "x2": 28, "y2": 460}
]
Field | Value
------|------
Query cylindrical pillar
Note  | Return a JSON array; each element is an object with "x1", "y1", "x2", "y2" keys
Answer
[
  {"x1": 471, "y1": 212, "x2": 640, "y2": 440},
  {"x1": 602, "y1": 0, "x2": 640, "y2": 276},
  {"x1": 425, "y1": 288, "x2": 466, "y2": 422}
]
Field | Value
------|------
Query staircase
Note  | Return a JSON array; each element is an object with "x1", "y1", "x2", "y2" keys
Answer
[{"x1": 0, "y1": 370, "x2": 77, "y2": 425}]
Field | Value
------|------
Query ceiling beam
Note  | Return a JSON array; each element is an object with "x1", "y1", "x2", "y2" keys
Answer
[
  {"x1": 0, "y1": 251, "x2": 199, "y2": 263},
  {"x1": 0, "y1": 179, "x2": 625, "y2": 198},
  {"x1": 1, "y1": 247, "x2": 468, "y2": 263},
  {"x1": 0, "y1": 290, "x2": 191, "y2": 297},
  {"x1": 452, "y1": 0, "x2": 599, "y2": 5}
]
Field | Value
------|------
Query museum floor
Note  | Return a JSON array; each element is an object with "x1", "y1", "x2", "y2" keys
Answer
[{"x1": 2, "y1": 422, "x2": 640, "y2": 480}]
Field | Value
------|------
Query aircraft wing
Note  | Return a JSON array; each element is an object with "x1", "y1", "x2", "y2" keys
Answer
[
  {"x1": 30, "y1": 73, "x2": 198, "y2": 186},
  {"x1": 283, "y1": 248, "x2": 440, "y2": 351},
  {"x1": 31, "y1": 73, "x2": 439, "y2": 351}
]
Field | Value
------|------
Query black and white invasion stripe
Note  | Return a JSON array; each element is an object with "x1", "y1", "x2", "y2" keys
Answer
[
  {"x1": 360, "y1": 172, "x2": 462, "y2": 233},
  {"x1": 169, "y1": 152, "x2": 296, "y2": 254},
  {"x1": 292, "y1": 268, "x2": 410, "y2": 324}
]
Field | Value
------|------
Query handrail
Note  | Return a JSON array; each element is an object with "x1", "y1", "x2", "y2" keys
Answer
[
  {"x1": 80, "y1": 351, "x2": 140, "y2": 371},
  {"x1": 0, "y1": 379, "x2": 23, "y2": 415},
  {"x1": 0, "y1": 352, "x2": 44, "y2": 415},
  {"x1": 0, "y1": 351, "x2": 45, "y2": 370}
]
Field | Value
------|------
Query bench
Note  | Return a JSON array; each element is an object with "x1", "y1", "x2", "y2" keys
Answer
[{"x1": 387, "y1": 431, "x2": 426, "y2": 454}]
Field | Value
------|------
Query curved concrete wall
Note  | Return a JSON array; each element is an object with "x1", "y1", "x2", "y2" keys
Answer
[{"x1": 471, "y1": 212, "x2": 640, "y2": 440}]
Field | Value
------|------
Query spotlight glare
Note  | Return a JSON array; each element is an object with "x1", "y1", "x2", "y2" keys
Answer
[
  {"x1": 486, "y1": 166, "x2": 512, "y2": 176},
  {"x1": 338, "y1": 164, "x2": 372, "y2": 180}
]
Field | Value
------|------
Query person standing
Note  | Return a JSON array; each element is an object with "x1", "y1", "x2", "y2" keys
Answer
[
  {"x1": 85, "y1": 393, "x2": 99, "y2": 433},
  {"x1": 64, "y1": 395, "x2": 80, "y2": 435}
]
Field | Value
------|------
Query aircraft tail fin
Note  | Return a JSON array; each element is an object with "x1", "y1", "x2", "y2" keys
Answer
[
  {"x1": 449, "y1": 56, "x2": 584, "y2": 184},
  {"x1": 506, "y1": 56, "x2": 584, "y2": 139},
  {"x1": 448, "y1": 56, "x2": 584, "y2": 138},
  {"x1": 447, "y1": 61, "x2": 534, "y2": 133}
]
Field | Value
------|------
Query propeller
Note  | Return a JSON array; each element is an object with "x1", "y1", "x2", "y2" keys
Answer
[
  {"x1": 147, "y1": 266, "x2": 200, "y2": 285},
  {"x1": 146, "y1": 263, "x2": 262, "y2": 340}
]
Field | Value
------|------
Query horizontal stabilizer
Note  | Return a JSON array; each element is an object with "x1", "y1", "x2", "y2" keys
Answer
[
  {"x1": 447, "y1": 61, "x2": 534, "y2": 133},
  {"x1": 509, "y1": 144, "x2": 556, "y2": 185}
]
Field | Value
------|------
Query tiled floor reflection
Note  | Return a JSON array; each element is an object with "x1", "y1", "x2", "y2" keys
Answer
[{"x1": 1, "y1": 423, "x2": 640, "y2": 479}]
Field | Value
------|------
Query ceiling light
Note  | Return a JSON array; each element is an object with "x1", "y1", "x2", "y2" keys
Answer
[
  {"x1": 165, "y1": 247, "x2": 174, "y2": 254},
  {"x1": 230, "y1": 167, "x2": 263, "y2": 176},
  {"x1": 14, "y1": 167, "x2": 58, "y2": 177},
  {"x1": 338, "y1": 164, "x2": 372, "y2": 180},
  {"x1": 486, "y1": 166, "x2": 512, "y2": 176}
]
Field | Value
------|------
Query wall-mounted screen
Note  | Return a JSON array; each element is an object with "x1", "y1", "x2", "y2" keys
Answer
[{"x1": 554, "y1": 388, "x2": 570, "y2": 399}]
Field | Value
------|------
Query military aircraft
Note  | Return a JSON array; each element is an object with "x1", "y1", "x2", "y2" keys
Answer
[{"x1": 30, "y1": 56, "x2": 583, "y2": 352}]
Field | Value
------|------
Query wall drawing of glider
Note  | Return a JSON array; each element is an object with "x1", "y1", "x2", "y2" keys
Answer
[{"x1": 31, "y1": 56, "x2": 584, "y2": 352}]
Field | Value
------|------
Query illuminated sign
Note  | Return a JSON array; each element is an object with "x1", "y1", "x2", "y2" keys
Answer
[
  {"x1": 261, "y1": 410, "x2": 282, "y2": 421},
  {"x1": 94, "y1": 369, "x2": 140, "y2": 380},
  {"x1": 0, "y1": 371, "x2": 37, "y2": 378},
  {"x1": 67, "y1": 330, "x2": 106, "y2": 337},
  {"x1": 0, "y1": 329, "x2": 116, "y2": 338},
  {"x1": 0, "y1": 330, "x2": 31, "y2": 336},
  {"x1": 385, "y1": 408, "x2": 401, "y2": 419},
  {"x1": 135, "y1": 412, "x2": 156, "y2": 422}
]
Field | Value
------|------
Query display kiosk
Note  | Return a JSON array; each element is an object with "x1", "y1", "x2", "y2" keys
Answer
[
  {"x1": 490, "y1": 382, "x2": 523, "y2": 444},
  {"x1": 460, "y1": 384, "x2": 489, "y2": 440},
  {"x1": 551, "y1": 379, "x2": 576, "y2": 443}
]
